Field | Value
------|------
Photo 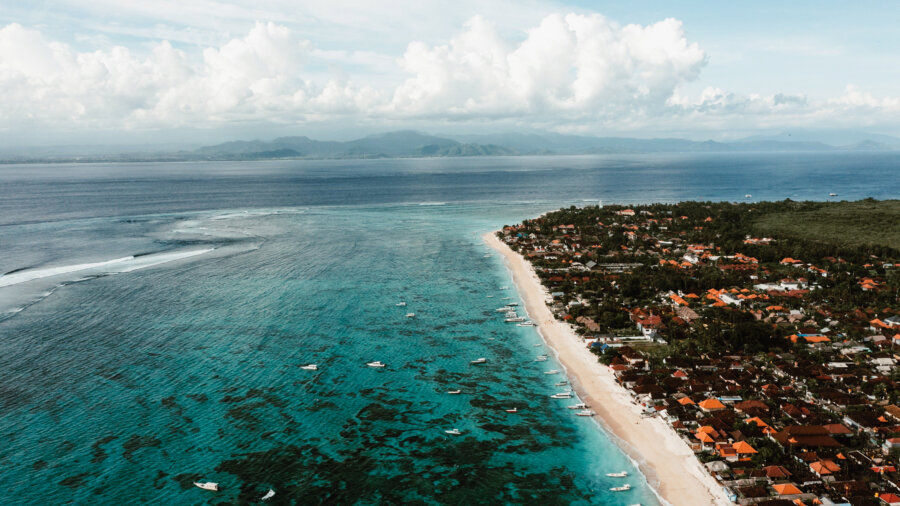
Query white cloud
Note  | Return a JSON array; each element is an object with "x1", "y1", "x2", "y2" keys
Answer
[
  {"x1": 388, "y1": 14, "x2": 707, "y2": 120},
  {"x1": 1, "y1": 16, "x2": 900, "y2": 137}
]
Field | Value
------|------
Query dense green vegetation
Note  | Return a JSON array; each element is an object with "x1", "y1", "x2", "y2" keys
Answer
[{"x1": 753, "y1": 198, "x2": 900, "y2": 250}]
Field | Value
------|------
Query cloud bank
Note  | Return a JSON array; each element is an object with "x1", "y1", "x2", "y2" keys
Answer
[{"x1": 1, "y1": 15, "x2": 898, "y2": 136}]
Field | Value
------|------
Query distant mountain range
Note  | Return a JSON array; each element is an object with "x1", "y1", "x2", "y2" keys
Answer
[
  {"x1": 3, "y1": 129, "x2": 899, "y2": 163},
  {"x1": 189, "y1": 129, "x2": 900, "y2": 160}
]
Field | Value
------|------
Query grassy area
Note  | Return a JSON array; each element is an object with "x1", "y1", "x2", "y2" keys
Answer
[{"x1": 753, "y1": 199, "x2": 900, "y2": 250}]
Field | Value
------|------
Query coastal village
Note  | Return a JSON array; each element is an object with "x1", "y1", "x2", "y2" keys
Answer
[{"x1": 499, "y1": 201, "x2": 900, "y2": 506}]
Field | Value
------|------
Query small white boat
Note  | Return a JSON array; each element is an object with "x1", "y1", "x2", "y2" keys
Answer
[
  {"x1": 576, "y1": 410, "x2": 594, "y2": 417},
  {"x1": 505, "y1": 311, "x2": 518, "y2": 317},
  {"x1": 486, "y1": 295, "x2": 494, "y2": 298},
  {"x1": 535, "y1": 355, "x2": 548, "y2": 362},
  {"x1": 501, "y1": 297, "x2": 511, "y2": 300},
  {"x1": 606, "y1": 471, "x2": 628, "y2": 477},
  {"x1": 609, "y1": 484, "x2": 631, "y2": 492},
  {"x1": 505, "y1": 407, "x2": 517, "y2": 413},
  {"x1": 544, "y1": 370, "x2": 559, "y2": 375},
  {"x1": 506, "y1": 302, "x2": 518, "y2": 306},
  {"x1": 532, "y1": 343, "x2": 543, "y2": 347},
  {"x1": 300, "y1": 364, "x2": 318, "y2": 370},
  {"x1": 500, "y1": 286, "x2": 509, "y2": 290},
  {"x1": 505, "y1": 317, "x2": 524, "y2": 322},
  {"x1": 261, "y1": 489, "x2": 275, "y2": 500},
  {"x1": 445, "y1": 428, "x2": 462, "y2": 435},
  {"x1": 447, "y1": 390, "x2": 461, "y2": 394},
  {"x1": 366, "y1": 361, "x2": 386, "y2": 368},
  {"x1": 405, "y1": 313, "x2": 415, "y2": 318},
  {"x1": 829, "y1": 192, "x2": 838, "y2": 196},
  {"x1": 517, "y1": 322, "x2": 535, "y2": 327},
  {"x1": 568, "y1": 403, "x2": 588, "y2": 410},
  {"x1": 194, "y1": 482, "x2": 219, "y2": 491},
  {"x1": 554, "y1": 381, "x2": 568, "y2": 387},
  {"x1": 744, "y1": 194, "x2": 752, "y2": 198},
  {"x1": 396, "y1": 302, "x2": 407, "y2": 306},
  {"x1": 496, "y1": 306, "x2": 516, "y2": 312},
  {"x1": 470, "y1": 358, "x2": 487, "y2": 364},
  {"x1": 550, "y1": 392, "x2": 572, "y2": 399}
]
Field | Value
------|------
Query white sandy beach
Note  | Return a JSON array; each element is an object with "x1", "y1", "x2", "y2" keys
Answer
[{"x1": 484, "y1": 232, "x2": 732, "y2": 506}]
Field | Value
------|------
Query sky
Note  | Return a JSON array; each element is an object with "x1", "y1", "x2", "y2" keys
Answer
[{"x1": 2, "y1": 0, "x2": 900, "y2": 146}]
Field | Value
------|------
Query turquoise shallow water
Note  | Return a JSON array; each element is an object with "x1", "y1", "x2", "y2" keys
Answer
[
  {"x1": 1, "y1": 153, "x2": 897, "y2": 504},
  {"x1": 0, "y1": 204, "x2": 657, "y2": 505}
]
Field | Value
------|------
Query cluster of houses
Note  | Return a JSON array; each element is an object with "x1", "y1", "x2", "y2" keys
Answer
[{"x1": 500, "y1": 202, "x2": 899, "y2": 506}]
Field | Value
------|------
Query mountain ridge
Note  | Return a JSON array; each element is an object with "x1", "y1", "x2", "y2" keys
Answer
[{"x1": 3, "y1": 129, "x2": 898, "y2": 163}]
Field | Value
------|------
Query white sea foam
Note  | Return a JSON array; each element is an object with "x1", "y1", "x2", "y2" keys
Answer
[
  {"x1": 0, "y1": 249, "x2": 214, "y2": 288},
  {"x1": 116, "y1": 249, "x2": 213, "y2": 273},
  {"x1": 0, "y1": 257, "x2": 135, "y2": 287}
]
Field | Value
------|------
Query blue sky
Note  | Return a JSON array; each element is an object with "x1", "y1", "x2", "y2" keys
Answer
[{"x1": 1, "y1": 0, "x2": 899, "y2": 145}]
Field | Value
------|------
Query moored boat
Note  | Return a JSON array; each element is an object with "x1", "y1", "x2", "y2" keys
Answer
[
  {"x1": 550, "y1": 392, "x2": 572, "y2": 399},
  {"x1": 606, "y1": 471, "x2": 628, "y2": 477},
  {"x1": 576, "y1": 410, "x2": 594, "y2": 417},
  {"x1": 366, "y1": 361, "x2": 386, "y2": 368},
  {"x1": 544, "y1": 369, "x2": 559, "y2": 374},
  {"x1": 396, "y1": 301, "x2": 406, "y2": 306},
  {"x1": 567, "y1": 403, "x2": 588, "y2": 409},
  {"x1": 194, "y1": 482, "x2": 219, "y2": 491},
  {"x1": 504, "y1": 317, "x2": 524, "y2": 322},
  {"x1": 554, "y1": 381, "x2": 568, "y2": 386},
  {"x1": 405, "y1": 313, "x2": 415, "y2": 318},
  {"x1": 300, "y1": 364, "x2": 318, "y2": 370},
  {"x1": 517, "y1": 321, "x2": 535, "y2": 327},
  {"x1": 261, "y1": 489, "x2": 275, "y2": 500},
  {"x1": 609, "y1": 484, "x2": 631, "y2": 492},
  {"x1": 505, "y1": 407, "x2": 517, "y2": 413},
  {"x1": 445, "y1": 428, "x2": 462, "y2": 435},
  {"x1": 447, "y1": 389, "x2": 461, "y2": 394},
  {"x1": 470, "y1": 357, "x2": 487, "y2": 364}
]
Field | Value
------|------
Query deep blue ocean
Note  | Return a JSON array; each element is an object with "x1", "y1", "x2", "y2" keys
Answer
[{"x1": 0, "y1": 152, "x2": 897, "y2": 505}]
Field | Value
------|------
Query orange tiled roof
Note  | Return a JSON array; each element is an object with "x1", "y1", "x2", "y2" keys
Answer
[
  {"x1": 772, "y1": 483, "x2": 802, "y2": 495},
  {"x1": 699, "y1": 398, "x2": 726, "y2": 410},
  {"x1": 733, "y1": 441, "x2": 757, "y2": 454}
]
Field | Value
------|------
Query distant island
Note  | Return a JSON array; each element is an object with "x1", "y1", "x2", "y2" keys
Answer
[
  {"x1": 489, "y1": 199, "x2": 899, "y2": 505},
  {"x1": 4, "y1": 129, "x2": 900, "y2": 164}
]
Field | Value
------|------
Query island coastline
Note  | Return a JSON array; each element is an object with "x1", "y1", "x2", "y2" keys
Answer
[{"x1": 484, "y1": 231, "x2": 732, "y2": 506}]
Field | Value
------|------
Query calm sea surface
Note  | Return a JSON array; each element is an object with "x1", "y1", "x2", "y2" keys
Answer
[{"x1": 0, "y1": 152, "x2": 897, "y2": 504}]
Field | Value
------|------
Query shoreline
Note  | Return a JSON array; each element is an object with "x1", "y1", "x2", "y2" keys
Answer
[{"x1": 484, "y1": 231, "x2": 732, "y2": 506}]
